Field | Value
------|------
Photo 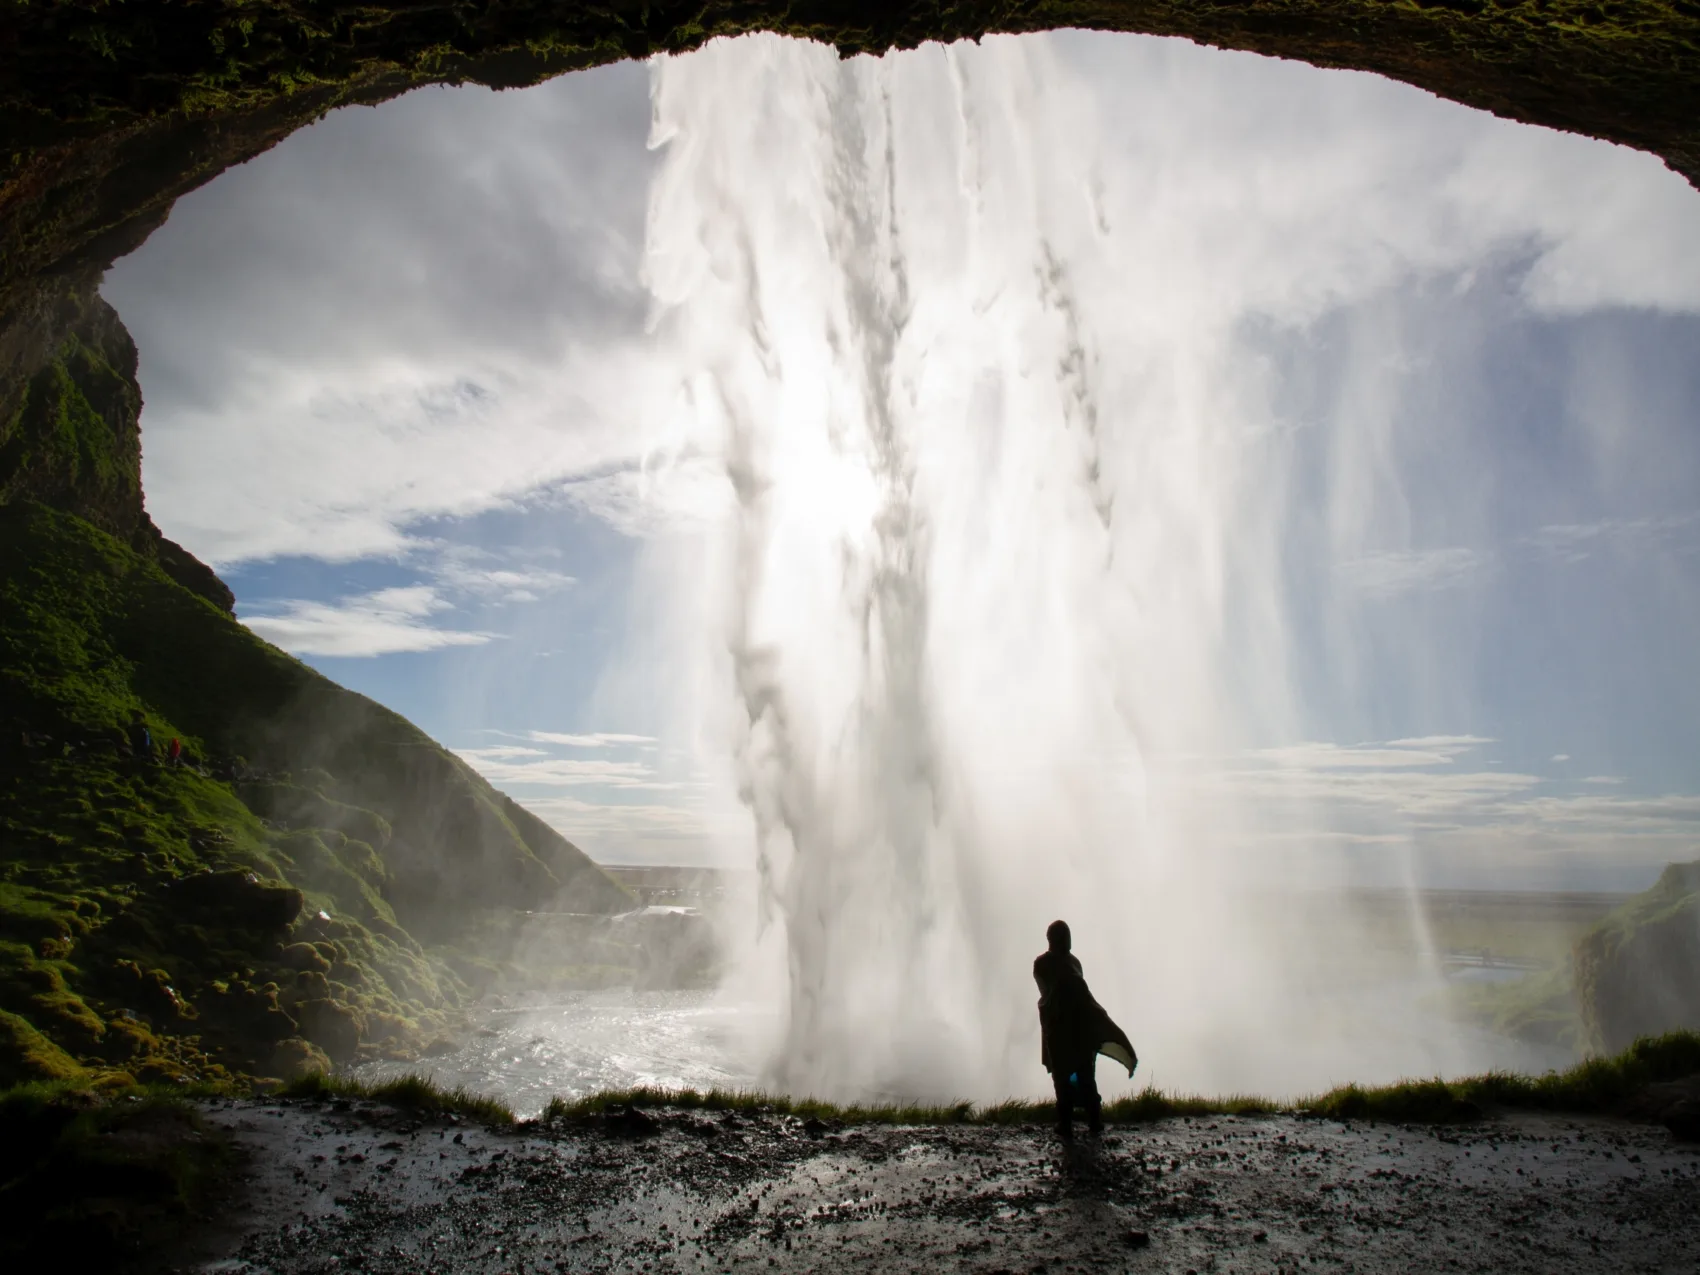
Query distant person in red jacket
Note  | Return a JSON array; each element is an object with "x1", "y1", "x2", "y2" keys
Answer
[
  {"x1": 1034, "y1": 919, "x2": 1138, "y2": 1139},
  {"x1": 167, "y1": 736, "x2": 183, "y2": 767}
]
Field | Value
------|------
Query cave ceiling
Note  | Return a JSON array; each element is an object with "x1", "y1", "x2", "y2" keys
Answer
[{"x1": 1, "y1": 0, "x2": 1695, "y2": 406}]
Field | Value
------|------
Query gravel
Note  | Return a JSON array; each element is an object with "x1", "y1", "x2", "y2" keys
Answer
[{"x1": 157, "y1": 1099, "x2": 1700, "y2": 1274}]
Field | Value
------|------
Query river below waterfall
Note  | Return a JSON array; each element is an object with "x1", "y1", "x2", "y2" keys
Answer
[{"x1": 349, "y1": 991, "x2": 766, "y2": 1117}]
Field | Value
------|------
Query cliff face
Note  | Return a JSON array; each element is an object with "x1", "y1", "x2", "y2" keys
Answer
[
  {"x1": 1575, "y1": 861, "x2": 1700, "y2": 1054},
  {"x1": 0, "y1": 495, "x2": 631, "y2": 1084},
  {"x1": 0, "y1": 291, "x2": 141, "y2": 539},
  {"x1": 0, "y1": 299, "x2": 629, "y2": 1086},
  {"x1": 1, "y1": 288, "x2": 234, "y2": 612}
]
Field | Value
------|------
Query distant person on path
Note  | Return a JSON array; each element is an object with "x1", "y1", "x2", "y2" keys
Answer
[
  {"x1": 128, "y1": 712, "x2": 153, "y2": 762},
  {"x1": 1034, "y1": 919, "x2": 1138, "y2": 1139},
  {"x1": 167, "y1": 736, "x2": 182, "y2": 767}
]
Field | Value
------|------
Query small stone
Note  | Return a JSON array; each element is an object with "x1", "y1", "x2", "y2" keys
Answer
[
  {"x1": 606, "y1": 1103, "x2": 657, "y2": 1136},
  {"x1": 1665, "y1": 1099, "x2": 1700, "y2": 1142}
]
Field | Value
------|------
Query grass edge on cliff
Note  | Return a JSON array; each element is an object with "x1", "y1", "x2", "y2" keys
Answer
[{"x1": 242, "y1": 1029, "x2": 1700, "y2": 1130}]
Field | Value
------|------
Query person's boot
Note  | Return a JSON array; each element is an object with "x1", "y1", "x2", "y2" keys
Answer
[{"x1": 1086, "y1": 1097, "x2": 1103, "y2": 1137}]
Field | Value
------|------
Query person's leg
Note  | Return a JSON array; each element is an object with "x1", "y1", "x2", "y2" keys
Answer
[
  {"x1": 1052, "y1": 1069, "x2": 1074, "y2": 1138},
  {"x1": 1082, "y1": 1060, "x2": 1102, "y2": 1135}
]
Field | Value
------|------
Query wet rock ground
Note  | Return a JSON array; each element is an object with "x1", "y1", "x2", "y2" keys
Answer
[{"x1": 161, "y1": 1099, "x2": 1699, "y2": 1274}]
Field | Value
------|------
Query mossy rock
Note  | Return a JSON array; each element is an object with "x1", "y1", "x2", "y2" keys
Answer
[
  {"x1": 198, "y1": 980, "x2": 297, "y2": 1044},
  {"x1": 132, "y1": 1055, "x2": 193, "y2": 1085},
  {"x1": 163, "y1": 870, "x2": 303, "y2": 931},
  {"x1": 0, "y1": 1008, "x2": 85, "y2": 1086},
  {"x1": 0, "y1": 941, "x2": 109, "y2": 1049},
  {"x1": 269, "y1": 1036, "x2": 334, "y2": 1079},
  {"x1": 95, "y1": 1013, "x2": 159, "y2": 1063},
  {"x1": 295, "y1": 998, "x2": 364, "y2": 1063},
  {"x1": 279, "y1": 941, "x2": 330, "y2": 974}
]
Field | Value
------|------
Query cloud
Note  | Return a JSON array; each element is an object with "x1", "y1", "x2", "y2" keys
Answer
[
  {"x1": 1161, "y1": 737, "x2": 1700, "y2": 874},
  {"x1": 430, "y1": 554, "x2": 575, "y2": 603},
  {"x1": 241, "y1": 586, "x2": 494, "y2": 656},
  {"x1": 528, "y1": 731, "x2": 657, "y2": 747},
  {"x1": 235, "y1": 536, "x2": 578, "y2": 656},
  {"x1": 1550, "y1": 754, "x2": 1570, "y2": 762},
  {"x1": 1384, "y1": 735, "x2": 1496, "y2": 751},
  {"x1": 457, "y1": 729, "x2": 676, "y2": 788},
  {"x1": 102, "y1": 63, "x2": 662, "y2": 567},
  {"x1": 454, "y1": 750, "x2": 671, "y2": 788},
  {"x1": 1334, "y1": 548, "x2": 1489, "y2": 599},
  {"x1": 1507, "y1": 792, "x2": 1700, "y2": 830},
  {"x1": 1256, "y1": 737, "x2": 1492, "y2": 770},
  {"x1": 452, "y1": 728, "x2": 745, "y2": 863},
  {"x1": 1522, "y1": 514, "x2": 1700, "y2": 564}
]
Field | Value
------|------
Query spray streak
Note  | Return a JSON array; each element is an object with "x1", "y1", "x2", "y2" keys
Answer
[{"x1": 642, "y1": 34, "x2": 1590, "y2": 1101}]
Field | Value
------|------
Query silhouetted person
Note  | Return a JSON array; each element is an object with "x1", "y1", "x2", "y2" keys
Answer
[{"x1": 1034, "y1": 919, "x2": 1137, "y2": 1139}]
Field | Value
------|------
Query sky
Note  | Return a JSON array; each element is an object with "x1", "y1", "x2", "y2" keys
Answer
[{"x1": 101, "y1": 32, "x2": 1700, "y2": 887}]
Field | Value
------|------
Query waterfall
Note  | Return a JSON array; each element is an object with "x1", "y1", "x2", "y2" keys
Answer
[{"x1": 635, "y1": 33, "x2": 1539, "y2": 1102}]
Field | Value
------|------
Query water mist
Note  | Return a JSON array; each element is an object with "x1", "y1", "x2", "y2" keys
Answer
[{"x1": 633, "y1": 33, "x2": 1640, "y2": 1102}]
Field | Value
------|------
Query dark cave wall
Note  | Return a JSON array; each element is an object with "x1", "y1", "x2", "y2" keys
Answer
[
  {"x1": 0, "y1": 0, "x2": 1693, "y2": 1092},
  {"x1": 1, "y1": 1, "x2": 1697, "y2": 436}
]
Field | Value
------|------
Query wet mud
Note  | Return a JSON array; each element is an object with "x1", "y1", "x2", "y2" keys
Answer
[{"x1": 161, "y1": 1099, "x2": 1699, "y2": 1274}]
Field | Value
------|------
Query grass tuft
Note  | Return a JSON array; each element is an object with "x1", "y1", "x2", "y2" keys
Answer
[
  {"x1": 535, "y1": 1031, "x2": 1700, "y2": 1129},
  {"x1": 278, "y1": 1069, "x2": 515, "y2": 1126},
  {"x1": 1304, "y1": 1030, "x2": 1700, "y2": 1124}
]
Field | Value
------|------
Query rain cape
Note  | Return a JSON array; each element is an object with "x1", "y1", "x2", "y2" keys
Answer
[{"x1": 1034, "y1": 950, "x2": 1138, "y2": 1078}]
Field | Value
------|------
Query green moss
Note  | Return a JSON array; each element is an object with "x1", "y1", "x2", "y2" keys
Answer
[{"x1": 0, "y1": 1008, "x2": 86, "y2": 1086}]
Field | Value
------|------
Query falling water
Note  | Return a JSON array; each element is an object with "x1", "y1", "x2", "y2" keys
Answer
[{"x1": 634, "y1": 34, "x2": 1582, "y2": 1103}]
